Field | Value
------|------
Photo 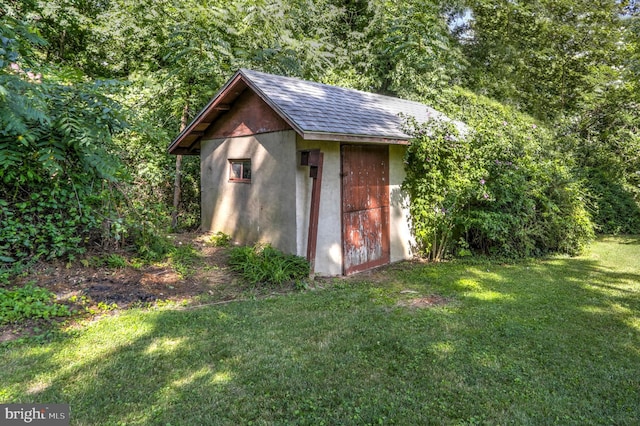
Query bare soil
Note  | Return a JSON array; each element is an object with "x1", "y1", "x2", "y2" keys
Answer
[
  {"x1": 1, "y1": 233, "x2": 247, "y2": 342},
  {"x1": 1, "y1": 233, "x2": 443, "y2": 342},
  {"x1": 14, "y1": 233, "x2": 240, "y2": 305}
]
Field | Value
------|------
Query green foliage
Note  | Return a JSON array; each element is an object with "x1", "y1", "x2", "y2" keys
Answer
[
  {"x1": 168, "y1": 243, "x2": 200, "y2": 278},
  {"x1": 0, "y1": 189, "x2": 93, "y2": 262},
  {"x1": 402, "y1": 117, "x2": 482, "y2": 260},
  {"x1": 405, "y1": 88, "x2": 594, "y2": 259},
  {"x1": 208, "y1": 232, "x2": 232, "y2": 248},
  {"x1": 0, "y1": 284, "x2": 71, "y2": 324},
  {"x1": 0, "y1": 8, "x2": 188, "y2": 271},
  {"x1": 363, "y1": 0, "x2": 465, "y2": 95},
  {"x1": 557, "y1": 60, "x2": 640, "y2": 234},
  {"x1": 0, "y1": 13, "x2": 131, "y2": 267},
  {"x1": 462, "y1": 0, "x2": 626, "y2": 121},
  {"x1": 318, "y1": 0, "x2": 465, "y2": 96},
  {"x1": 456, "y1": 1, "x2": 639, "y2": 236},
  {"x1": 126, "y1": 210, "x2": 174, "y2": 262},
  {"x1": 104, "y1": 254, "x2": 127, "y2": 269},
  {"x1": 228, "y1": 244, "x2": 310, "y2": 287},
  {"x1": 583, "y1": 173, "x2": 640, "y2": 235}
]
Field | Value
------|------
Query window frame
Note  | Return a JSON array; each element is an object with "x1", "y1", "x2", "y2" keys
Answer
[{"x1": 228, "y1": 158, "x2": 252, "y2": 183}]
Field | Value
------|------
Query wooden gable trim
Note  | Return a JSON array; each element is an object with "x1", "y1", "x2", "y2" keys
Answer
[
  {"x1": 203, "y1": 89, "x2": 291, "y2": 140},
  {"x1": 168, "y1": 72, "x2": 248, "y2": 155}
]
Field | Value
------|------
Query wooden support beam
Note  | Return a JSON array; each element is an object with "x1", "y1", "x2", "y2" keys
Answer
[{"x1": 306, "y1": 152, "x2": 323, "y2": 275}]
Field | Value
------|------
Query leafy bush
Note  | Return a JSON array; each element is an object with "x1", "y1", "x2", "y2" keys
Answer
[
  {"x1": 0, "y1": 18, "x2": 181, "y2": 274},
  {"x1": 0, "y1": 34, "x2": 130, "y2": 266},
  {"x1": 559, "y1": 65, "x2": 640, "y2": 235},
  {"x1": 402, "y1": 118, "x2": 483, "y2": 260},
  {"x1": 587, "y1": 176, "x2": 640, "y2": 234},
  {"x1": 228, "y1": 244, "x2": 310, "y2": 287},
  {"x1": 404, "y1": 88, "x2": 594, "y2": 259},
  {"x1": 0, "y1": 284, "x2": 71, "y2": 324},
  {"x1": 130, "y1": 223, "x2": 174, "y2": 262}
]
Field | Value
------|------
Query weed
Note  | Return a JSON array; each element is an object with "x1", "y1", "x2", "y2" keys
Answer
[
  {"x1": 134, "y1": 231, "x2": 174, "y2": 262},
  {"x1": 228, "y1": 244, "x2": 310, "y2": 287},
  {"x1": 104, "y1": 254, "x2": 127, "y2": 269},
  {"x1": 0, "y1": 283, "x2": 71, "y2": 324},
  {"x1": 169, "y1": 244, "x2": 200, "y2": 278},
  {"x1": 208, "y1": 231, "x2": 232, "y2": 247},
  {"x1": 96, "y1": 302, "x2": 118, "y2": 311}
]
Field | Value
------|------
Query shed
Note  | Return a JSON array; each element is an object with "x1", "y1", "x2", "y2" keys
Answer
[{"x1": 168, "y1": 69, "x2": 446, "y2": 275}]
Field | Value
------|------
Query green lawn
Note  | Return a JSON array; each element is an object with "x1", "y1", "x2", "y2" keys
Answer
[{"x1": 1, "y1": 237, "x2": 639, "y2": 425}]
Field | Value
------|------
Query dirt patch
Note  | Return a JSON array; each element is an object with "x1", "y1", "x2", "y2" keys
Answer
[
  {"x1": 13, "y1": 234, "x2": 236, "y2": 306},
  {"x1": 396, "y1": 295, "x2": 450, "y2": 309},
  {"x1": 1, "y1": 233, "x2": 245, "y2": 342}
]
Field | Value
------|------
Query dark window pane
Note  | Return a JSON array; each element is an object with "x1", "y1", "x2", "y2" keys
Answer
[{"x1": 242, "y1": 161, "x2": 251, "y2": 179}]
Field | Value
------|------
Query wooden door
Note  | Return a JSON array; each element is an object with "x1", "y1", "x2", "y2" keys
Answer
[{"x1": 341, "y1": 145, "x2": 390, "y2": 275}]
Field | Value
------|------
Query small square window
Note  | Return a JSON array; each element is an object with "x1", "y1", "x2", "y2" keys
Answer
[{"x1": 229, "y1": 159, "x2": 251, "y2": 182}]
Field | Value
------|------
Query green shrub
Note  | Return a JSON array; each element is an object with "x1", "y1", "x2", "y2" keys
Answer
[
  {"x1": 104, "y1": 254, "x2": 127, "y2": 269},
  {"x1": 228, "y1": 244, "x2": 310, "y2": 287},
  {"x1": 208, "y1": 231, "x2": 232, "y2": 247},
  {"x1": 0, "y1": 284, "x2": 71, "y2": 324},
  {"x1": 132, "y1": 228, "x2": 174, "y2": 262},
  {"x1": 404, "y1": 88, "x2": 594, "y2": 259},
  {"x1": 586, "y1": 172, "x2": 640, "y2": 234}
]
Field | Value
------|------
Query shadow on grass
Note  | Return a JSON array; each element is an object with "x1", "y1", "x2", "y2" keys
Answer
[
  {"x1": 597, "y1": 234, "x2": 640, "y2": 245},
  {"x1": 2, "y1": 252, "x2": 640, "y2": 424}
]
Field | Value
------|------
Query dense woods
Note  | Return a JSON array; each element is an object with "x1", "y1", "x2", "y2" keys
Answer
[{"x1": 1, "y1": 0, "x2": 639, "y2": 270}]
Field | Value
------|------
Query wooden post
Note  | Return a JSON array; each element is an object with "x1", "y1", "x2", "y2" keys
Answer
[{"x1": 305, "y1": 151, "x2": 323, "y2": 275}]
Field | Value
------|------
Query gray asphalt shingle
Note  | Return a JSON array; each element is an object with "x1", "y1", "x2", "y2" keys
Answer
[{"x1": 240, "y1": 69, "x2": 444, "y2": 140}]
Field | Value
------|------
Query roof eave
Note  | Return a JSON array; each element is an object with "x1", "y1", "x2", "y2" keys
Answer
[
  {"x1": 300, "y1": 131, "x2": 410, "y2": 145},
  {"x1": 167, "y1": 70, "x2": 246, "y2": 155}
]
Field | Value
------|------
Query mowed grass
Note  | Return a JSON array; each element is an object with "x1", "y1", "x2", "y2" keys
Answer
[{"x1": 1, "y1": 237, "x2": 639, "y2": 425}]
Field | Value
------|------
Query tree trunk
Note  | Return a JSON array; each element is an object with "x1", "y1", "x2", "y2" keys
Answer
[
  {"x1": 171, "y1": 98, "x2": 190, "y2": 229},
  {"x1": 171, "y1": 154, "x2": 183, "y2": 229}
]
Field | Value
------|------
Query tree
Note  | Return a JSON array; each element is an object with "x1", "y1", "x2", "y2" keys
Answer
[
  {"x1": 319, "y1": 0, "x2": 466, "y2": 96},
  {"x1": 1, "y1": 8, "x2": 129, "y2": 263},
  {"x1": 461, "y1": 0, "x2": 627, "y2": 120}
]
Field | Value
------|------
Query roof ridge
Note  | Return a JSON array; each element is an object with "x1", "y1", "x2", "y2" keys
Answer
[{"x1": 239, "y1": 68, "x2": 429, "y2": 109}]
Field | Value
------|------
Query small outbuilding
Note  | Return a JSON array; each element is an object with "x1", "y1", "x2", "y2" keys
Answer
[{"x1": 168, "y1": 69, "x2": 446, "y2": 275}]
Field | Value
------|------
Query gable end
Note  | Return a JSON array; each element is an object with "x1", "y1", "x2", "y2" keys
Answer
[{"x1": 204, "y1": 89, "x2": 291, "y2": 140}]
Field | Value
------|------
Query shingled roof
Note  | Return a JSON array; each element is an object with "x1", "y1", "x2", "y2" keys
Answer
[{"x1": 168, "y1": 69, "x2": 447, "y2": 155}]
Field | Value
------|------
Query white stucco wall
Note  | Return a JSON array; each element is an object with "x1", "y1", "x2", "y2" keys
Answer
[
  {"x1": 389, "y1": 144, "x2": 414, "y2": 262},
  {"x1": 295, "y1": 138, "x2": 343, "y2": 276},
  {"x1": 201, "y1": 132, "x2": 413, "y2": 276},
  {"x1": 295, "y1": 140, "x2": 413, "y2": 276},
  {"x1": 200, "y1": 131, "x2": 298, "y2": 253}
]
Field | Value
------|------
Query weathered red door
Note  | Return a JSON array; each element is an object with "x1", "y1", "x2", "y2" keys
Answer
[{"x1": 341, "y1": 145, "x2": 390, "y2": 275}]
